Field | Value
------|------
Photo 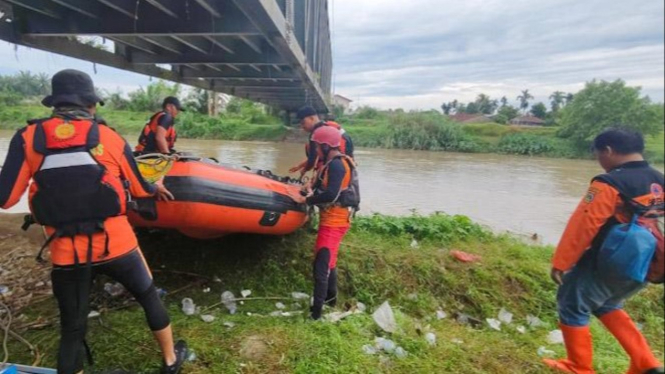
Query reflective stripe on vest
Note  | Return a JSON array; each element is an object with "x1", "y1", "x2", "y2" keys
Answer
[{"x1": 41, "y1": 152, "x2": 97, "y2": 170}]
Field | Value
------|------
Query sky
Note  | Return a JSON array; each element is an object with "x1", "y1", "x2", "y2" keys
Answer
[{"x1": 1, "y1": 0, "x2": 663, "y2": 111}]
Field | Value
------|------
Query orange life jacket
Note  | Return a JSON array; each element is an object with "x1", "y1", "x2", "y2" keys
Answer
[
  {"x1": 135, "y1": 111, "x2": 177, "y2": 153},
  {"x1": 25, "y1": 117, "x2": 127, "y2": 261}
]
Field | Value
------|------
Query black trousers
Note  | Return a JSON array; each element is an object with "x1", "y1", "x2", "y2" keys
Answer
[{"x1": 51, "y1": 249, "x2": 170, "y2": 374}]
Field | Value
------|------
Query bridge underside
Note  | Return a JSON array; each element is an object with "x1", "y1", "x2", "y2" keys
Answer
[{"x1": 0, "y1": 0, "x2": 332, "y2": 112}]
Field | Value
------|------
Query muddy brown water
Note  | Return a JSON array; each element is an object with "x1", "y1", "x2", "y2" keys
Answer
[{"x1": 2, "y1": 130, "x2": 661, "y2": 245}]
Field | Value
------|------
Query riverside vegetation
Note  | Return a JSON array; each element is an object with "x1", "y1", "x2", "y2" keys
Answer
[{"x1": 1, "y1": 213, "x2": 663, "y2": 373}]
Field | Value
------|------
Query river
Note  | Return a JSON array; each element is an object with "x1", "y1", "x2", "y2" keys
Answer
[{"x1": 1, "y1": 130, "x2": 661, "y2": 245}]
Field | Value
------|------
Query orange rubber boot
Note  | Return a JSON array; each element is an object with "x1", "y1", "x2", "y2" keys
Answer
[
  {"x1": 599, "y1": 310, "x2": 663, "y2": 374},
  {"x1": 543, "y1": 324, "x2": 595, "y2": 374}
]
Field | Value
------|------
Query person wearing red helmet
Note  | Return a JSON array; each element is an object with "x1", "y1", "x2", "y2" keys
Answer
[{"x1": 288, "y1": 126, "x2": 360, "y2": 320}]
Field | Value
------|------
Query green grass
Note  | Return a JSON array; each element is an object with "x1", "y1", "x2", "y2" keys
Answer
[
  {"x1": 645, "y1": 132, "x2": 665, "y2": 164},
  {"x1": 7, "y1": 214, "x2": 663, "y2": 373}
]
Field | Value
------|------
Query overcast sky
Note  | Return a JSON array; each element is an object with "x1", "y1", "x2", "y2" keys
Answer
[{"x1": 1, "y1": 0, "x2": 663, "y2": 111}]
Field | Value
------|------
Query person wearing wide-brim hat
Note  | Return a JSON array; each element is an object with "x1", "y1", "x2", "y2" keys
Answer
[{"x1": 0, "y1": 69, "x2": 189, "y2": 374}]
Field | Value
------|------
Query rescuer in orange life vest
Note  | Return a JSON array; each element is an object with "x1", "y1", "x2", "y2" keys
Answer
[
  {"x1": 135, "y1": 96, "x2": 185, "y2": 155},
  {"x1": 544, "y1": 128, "x2": 664, "y2": 374},
  {"x1": 289, "y1": 106, "x2": 354, "y2": 178},
  {"x1": 288, "y1": 126, "x2": 360, "y2": 320},
  {"x1": 0, "y1": 70, "x2": 189, "y2": 374}
]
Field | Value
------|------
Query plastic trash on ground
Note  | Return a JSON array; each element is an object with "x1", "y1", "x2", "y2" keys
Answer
[
  {"x1": 223, "y1": 322, "x2": 236, "y2": 329},
  {"x1": 394, "y1": 347, "x2": 408, "y2": 359},
  {"x1": 0, "y1": 286, "x2": 8, "y2": 295},
  {"x1": 498, "y1": 308, "x2": 513, "y2": 324},
  {"x1": 187, "y1": 350, "x2": 197, "y2": 362},
  {"x1": 516, "y1": 325, "x2": 527, "y2": 334},
  {"x1": 486, "y1": 318, "x2": 502, "y2": 331},
  {"x1": 201, "y1": 315, "x2": 215, "y2": 323},
  {"x1": 411, "y1": 239, "x2": 419, "y2": 249},
  {"x1": 451, "y1": 338, "x2": 464, "y2": 345},
  {"x1": 425, "y1": 332, "x2": 436, "y2": 346},
  {"x1": 450, "y1": 250, "x2": 482, "y2": 263},
  {"x1": 538, "y1": 346, "x2": 556, "y2": 357},
  {"x1": 356, "y1": 302, "x2": 367, "y2": 313},
  {"x1": 527, "y1": 315, "x2": 545, "y2": 328},
  {"x1": 202, "y1": 287, "x2": 211, "y2": 293},
  {"x1": 291, "y1": 292, "x2": 310, "y2": 300},
  {"x1": 181, "y1": 298, "x2": 196, "y2": 316},
  {"x1": 325, "y1": 311, "x2": 354, "y2": 323},
  {"x1": 375, "y1": 337, "x2": 396, "y2": 353},
  {"x1": 436, "y1": 310, "x2": 448, "y2": 320},
  {"x1": 104, "y1": 282, "x2": 125, "y2": 297},
  {"x1": 221, "y1": 291, "x2": 237, "y2": 314},
  {"x1": 362, "y1": 345, "x2": 378, "y2": 355},
  {"x1": 407, "y1": 293, "x2": 418, "y2": 301},
  {"x1": 547, "y1": 330, "x2": 564, "y2": 345},
  {"x1": 275, "y1": 302, "x2": 286, "y2": 310},
  {"x1": 87, "y1": 311, "x2": 100, "y2": 318},
  {"x1": 213, "y1": 276, "x2": 221, "y2": 283},
  {"x1": 241, "y1": 290, "x2": 252, "y2": 298},
  {"x1": 373, "y1": 301, "x2": 397, "y2": 333}
]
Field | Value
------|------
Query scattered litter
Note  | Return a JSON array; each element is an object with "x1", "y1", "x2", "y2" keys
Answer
[
  {"x1": 35, "y1": 281, "x2": 45, "y2": 287},
  {"x1": 527, "y1": 315, "x2": 545, "y2": 328},
  {"x1": 291, "y1": 292, "x2": 310, "y2": 300},
  {"x1": 425, "y1": 332, "x2": 436, "y2": 346},
  {"x1": 394, "y1": 347, "x2": 408, "y2": 359},
  {"x1": 241, "y1": 290, "x2": 252, "y2": 298},
  {"x1": 325, "y1": 311, "x2": 353, "y2": 323},
  {"x1": 213, "y1": 276, "x2": 222, "y2": 283},
  {"x1": 0, "y1": 285, "x2": 9, "y2": 295},
  {"x1": 275, "y1": 302, "x2": 286, "y2": 310},
  {"x1": 201, "y1": 315, "x2": 215, "y2": 323},
  {"x1": 436, "y1": 310, "x2": 448, "y2": 320},
  {"x1": 187, "y1": 350, "x2": 197, "y2": 362},
  {"x1": 375, "y1": 337, "x2": 396, "y2": 353},
  {"x1": 181, "y1": 298, "x2": 196, "y2": 316},
  {"x1": 410, "y1": 239, "x2": 419, "y2": 249},
  {"x1": 450, "y1": 250, "x2": 482, "y2": 263},
  {"x1": 407, "y1": 293, "x2": 418, "y2": 301},
  {"x1": 221, "y1": 291, "x2": 237, "y2": 314},
  {"x1": 104, "y1": 282, "x2": 125, "y2": 297},
  {"x1": 270, "y1": 311, "x2": 282, "y2": 317},
  {"x1": 223, "y1": 322, "x2": 236, "y2": 329},
  {"x1": 88, "y1": 310, "x2": 100, "y2": 318},
  {"x1": 373, "y1": 301, "x2": 397, "y2": 333},
  {"x1": 451, "y1": 338, "x2": 464, "y2": 345},
  {"x1": 356, "y1": 302, "x2": 367, "y2": 312},
  {"x1": 547, "y1": 330, "x2": 564, "y2": 345},
  {"x1": 636, "y1": 323, "x2": 644, "y2": 331},
  {"x1": 537, "y1": 346, "x2": 556, "y2": 357},
  {"x1": 486, "y1": 318, "x2": 502, "y2": 331},
  {"x1": 202, "y1": 287, "x2": 211, "y2": 293},
  {"x1": 362, "y1": 344, "x2": 378, "y2": 355},
  {"x1": 498, "y1": 308, "x2": 513, "y2": 325},
  {"x1": 516, "y1": 326, "x2": 527, "y2": 334}
]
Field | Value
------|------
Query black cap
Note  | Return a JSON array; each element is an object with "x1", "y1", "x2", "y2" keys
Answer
[
  {"x1": 163, "y1": 96, "x2": 185, "y2": 111},
  {"x1": 296, "y1": 106, "x2": 317, "y2": 121},
  {"x1": 42, "y1": 69, "x2": 105, "y2": 108}
]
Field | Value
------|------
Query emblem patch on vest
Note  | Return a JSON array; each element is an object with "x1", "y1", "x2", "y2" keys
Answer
[
  {"x1": 90, "y1": 144, "x2": 105, "y2": 157},
  {"x1": 584, "y1": 186, "x2": 600, "y2": 203},
  {"x1": 651, "y1": 183, "x2": 664, "y2": 198},
  {"x1": 54, "y1": 123, "x2": 76, "y2": 140}
]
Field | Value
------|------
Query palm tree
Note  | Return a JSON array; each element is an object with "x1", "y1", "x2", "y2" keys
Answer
[
  {"x1": 517, "y1": 90, "x2": 534, "y2": 114},
  {"x1": 549, "y1": 91, "x2": 565, "y2": 112},
  {"x1": 500, "y1": 96, "x2": 508, "y2": 108},
  {"x1": 565, "y1": 93, "x2": 574, "y2": 106}
]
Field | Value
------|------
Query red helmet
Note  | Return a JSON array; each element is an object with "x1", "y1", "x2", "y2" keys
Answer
[{"x1": 312, "y1": 125, "x2": 342, "y2": 148}]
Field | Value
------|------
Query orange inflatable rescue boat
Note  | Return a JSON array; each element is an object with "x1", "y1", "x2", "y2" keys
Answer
[{"x1": 128, "y1": 154, "x2": 309, "y2": 239}]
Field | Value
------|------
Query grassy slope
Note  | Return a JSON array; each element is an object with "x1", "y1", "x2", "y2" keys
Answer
[{"x1": 6, "y1": 214, "x2": 663, "y2": 374}]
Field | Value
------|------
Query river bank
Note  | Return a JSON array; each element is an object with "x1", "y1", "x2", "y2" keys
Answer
[
  {"x1": 1, "y1": 213, "x2": 663, "y2": 373},
  {"x1": 1, "y1": 105, "x2": 663, "y2": 163}
]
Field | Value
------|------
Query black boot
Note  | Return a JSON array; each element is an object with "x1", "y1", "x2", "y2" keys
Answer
[
  {"x1": 325, "y1": 268, "x2": 338, "y2": 308},
  {"x1": 311, "y1": 249, "x2": 331, "y2": 320},
  {"x1": 161, "y1": 340, "x2": 188, "y2": 374},
  {"x1": 645, "y1": 368, "x2": 665, "y2": 374}
]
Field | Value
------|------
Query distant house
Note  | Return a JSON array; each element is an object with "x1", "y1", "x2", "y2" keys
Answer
[
  {"x1": 333, "y1": 94, "x2": 353, "y2": 111},
  {"x1": 509, "y1": 115, "x2": 546, "y2": 126},
  {"x1": 448, "y1": 113, "x2": 493, "y2": 124}
]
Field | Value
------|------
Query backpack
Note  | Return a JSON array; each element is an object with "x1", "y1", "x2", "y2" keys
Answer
[{"x1": 598, "y1": 197, "x2": 664, "y2": 284}]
